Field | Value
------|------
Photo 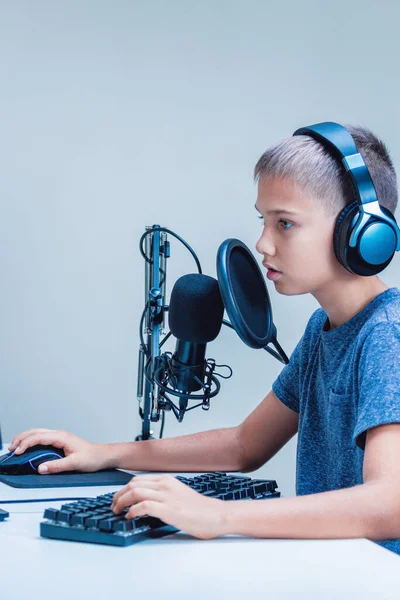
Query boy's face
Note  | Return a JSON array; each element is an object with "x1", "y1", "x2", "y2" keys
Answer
[{"x1": 255, "y1": 176, "x2": 345, "y2": 296}]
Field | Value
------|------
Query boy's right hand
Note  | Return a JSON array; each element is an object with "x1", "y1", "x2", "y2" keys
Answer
[{"x1": 8, "y1": 429, "x2": 107, "y2": 474}]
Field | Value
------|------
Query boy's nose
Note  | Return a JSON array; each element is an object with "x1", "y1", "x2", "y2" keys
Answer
[{"x1": 256, "y1": 230, "x2": 276, "y2": 257}]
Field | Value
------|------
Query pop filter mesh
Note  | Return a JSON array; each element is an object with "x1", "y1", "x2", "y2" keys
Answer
[
  {"x1": 229, "y1": 246, "x2": 269, "y2": 338},
  {"x1": 168, "y1": 274, "x2": 224, "y2": 343}
]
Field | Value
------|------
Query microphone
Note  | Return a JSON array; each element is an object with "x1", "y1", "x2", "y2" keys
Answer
[{"x1": 168, "y1": 274, "x2": 224, "y2": 419}]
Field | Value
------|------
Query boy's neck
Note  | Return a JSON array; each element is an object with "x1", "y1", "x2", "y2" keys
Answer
[{"x1": 313, "y1": 276, "x2": 390, "y2": 331}]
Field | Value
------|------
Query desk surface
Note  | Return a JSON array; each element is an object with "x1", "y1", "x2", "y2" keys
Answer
[{"x1": 1, "y1": 449, "x2": 400, "y2": 599}]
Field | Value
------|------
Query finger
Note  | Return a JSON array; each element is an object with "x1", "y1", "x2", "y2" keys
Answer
[
  {"x1": 112, "y1": 481, "x2": 161, "y2": 512},
  {"x1": 111, "y1": 477, "x2": 136, "y2": 506},
  {"x1": 9, "y1": 429, "x2": 52, "y2": 450},
  {"x1": 112, "y1": 486, "x2": 162, "y2": 515},
  {"x1": 38, "y1": 456, "x2": 77, "y2": 475},
  {"x1": 111, "y1": 478, "x2": 163, "y2": 507},
  {"x1": 125, "y1": 500, "x2": 165, "y2": 522},
  {"x1": 14, "y1": 432, "x2": 67, "y2": 455}
]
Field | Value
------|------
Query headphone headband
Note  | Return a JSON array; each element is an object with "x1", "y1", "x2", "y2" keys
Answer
[{"x1": 293, "y1": 122, "x2": 378, "y2": 205}]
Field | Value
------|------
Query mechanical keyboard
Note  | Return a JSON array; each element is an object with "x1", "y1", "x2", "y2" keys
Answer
[{"x1": 40, "y1": 472, "x2": 280, "y2": 546}]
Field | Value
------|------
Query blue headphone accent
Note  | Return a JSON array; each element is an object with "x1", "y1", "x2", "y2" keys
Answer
[{"x1": 293, "y1": 121, "x2": 400, "y2": 276}]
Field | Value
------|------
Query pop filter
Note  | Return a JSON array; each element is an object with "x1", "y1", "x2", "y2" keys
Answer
[{"x1": 217, "y1": 238, "x2": 288, "y2": 363}]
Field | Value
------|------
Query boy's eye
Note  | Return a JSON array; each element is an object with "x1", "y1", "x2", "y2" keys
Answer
[
  {"x1": 257, "y1": 216, "x2": 293, "y2": 230},
  {"x1": 279, "y1": 219, "x2": 293, "y2": 230}
]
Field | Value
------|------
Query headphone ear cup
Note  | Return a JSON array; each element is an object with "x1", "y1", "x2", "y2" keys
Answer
[
  {"x1": 333, "y1": 200, "x2": 396, "y2": 276},
  {"x1": 333, "y1": 200, "x2": 360, "y2": 272}
]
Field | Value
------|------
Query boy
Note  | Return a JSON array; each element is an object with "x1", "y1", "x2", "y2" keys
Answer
[{"x1": 9, "y1": 123, "x2": 400, "y2": 554}]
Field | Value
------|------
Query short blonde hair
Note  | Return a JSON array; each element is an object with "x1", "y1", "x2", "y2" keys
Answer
[{"x1": 254, "y1": 124, "x2": 398, "y2": 218}]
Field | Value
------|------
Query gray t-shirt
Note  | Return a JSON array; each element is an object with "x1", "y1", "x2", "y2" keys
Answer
[{"x1": 272, "y1": 287, "x2": 400, "y2": 555}]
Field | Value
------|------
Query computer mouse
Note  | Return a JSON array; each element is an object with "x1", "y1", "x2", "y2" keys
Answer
[{"x1": 0, "y1": 444, "x2": 65, "y2": 475}]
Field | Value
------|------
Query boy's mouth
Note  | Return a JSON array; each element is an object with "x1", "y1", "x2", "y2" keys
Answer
[
  {"x1": 263, "y1": 262, "x2": 280, "y2": 271},
  {"x1": 264, "y1": 266, "x2": 283, "y2": 281}
]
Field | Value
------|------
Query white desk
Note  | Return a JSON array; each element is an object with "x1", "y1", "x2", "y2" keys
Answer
[{"x1": 1, "y1": 448, "x2": 400, "y2": 599}]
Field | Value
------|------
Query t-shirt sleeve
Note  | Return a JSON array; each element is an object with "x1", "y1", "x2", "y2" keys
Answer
[
  {"x1": 353, "y1": 322, "x2": 400, "y2": 450},
  {"x1": 272, "y1": 335, "x2": 303, "y2": 413}
]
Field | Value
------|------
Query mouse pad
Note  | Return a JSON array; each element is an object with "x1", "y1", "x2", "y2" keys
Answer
[{"x1": 0, "y1": 469, "x2": 133, "y2": 488}]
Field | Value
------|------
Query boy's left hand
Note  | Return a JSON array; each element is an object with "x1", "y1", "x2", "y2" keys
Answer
[{"x1": 111, "y1": 474, "x2": 227, "y2": 540}]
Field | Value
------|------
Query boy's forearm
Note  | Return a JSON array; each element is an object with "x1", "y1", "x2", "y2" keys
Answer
[
  {"x1": 102, "y1": 426, "x2": 247, "y2": 473},
  {"x1": 220, "y1": 481, "x2": 400, "y2": 541}
]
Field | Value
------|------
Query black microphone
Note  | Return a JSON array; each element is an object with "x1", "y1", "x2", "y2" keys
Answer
[{"x1": 167, "y1": 273, "x2": 224, "y2": 419}]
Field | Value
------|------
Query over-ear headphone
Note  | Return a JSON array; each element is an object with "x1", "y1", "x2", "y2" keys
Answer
[{"x1": 293, "y1": 121, "x2": 400, "y2": 276}]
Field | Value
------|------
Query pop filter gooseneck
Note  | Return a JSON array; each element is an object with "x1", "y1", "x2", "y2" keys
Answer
[{"x1": 217, "y1": 239, "x2": 289, "y2": 364}]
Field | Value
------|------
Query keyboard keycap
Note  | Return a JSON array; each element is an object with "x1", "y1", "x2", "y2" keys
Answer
[
  {"x1": 70, "y1": 512, "x2": 94, "y2": 526},
  {"x1": 85, "y1": 512, "x2": 114, "y2": 528},
  {"x1": 99, "y1": 516, "x2": 126, "y2": 532},
  {"x1": 112, "y1": 519, "x2": 135, "y2": 532},
  {"x1": 43, "y1": 508, "x2": 59, "y2": 521},
  {"x1": 135, "y1": 516, "x2": 165, "y2": 529},
  {"x1": 57, "y1": 510, "x2": 73, "y2": 524}
]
